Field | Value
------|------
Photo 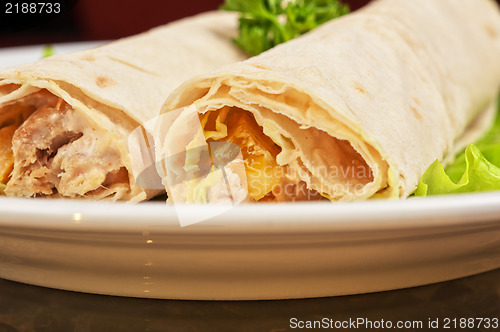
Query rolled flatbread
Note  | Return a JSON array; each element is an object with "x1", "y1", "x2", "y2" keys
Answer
[
  {"x1": 159, "y1": 0, "x2": 500, "y2": 203},
  {"x1": 0, "y1": 11, "x2": 246, "y2": 201}
]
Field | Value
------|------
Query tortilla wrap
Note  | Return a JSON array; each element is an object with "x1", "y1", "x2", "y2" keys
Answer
[
  {"x1": 0, "y1": 11, "x2": 246, "y2": 201},
  {"x1": 158, "y1": 0, "x2": 500, "y2": 203}
]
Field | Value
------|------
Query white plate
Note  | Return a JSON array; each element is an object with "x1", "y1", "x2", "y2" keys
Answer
[
  {"x1": 0, "y1": 42, "x2": 104, "y2": 68},
  {"x1": 0, "y1": 192, "x2": 499, "y2": 300},
  {"x1": 0, "y1": 43, "x2": 499, "y2": 300}
]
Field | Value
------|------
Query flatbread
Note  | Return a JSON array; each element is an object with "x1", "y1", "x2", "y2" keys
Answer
[
  {"x1": 159, "y1": 0, "x2": 500, "y2": 203},
  {"x1": 0, "y1": 11, "x2": 246, "y2": 201}
]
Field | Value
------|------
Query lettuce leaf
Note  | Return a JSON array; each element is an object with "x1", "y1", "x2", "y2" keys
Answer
[{"x1": 415, "y1": 98, "x2": 500, "y2": 196}]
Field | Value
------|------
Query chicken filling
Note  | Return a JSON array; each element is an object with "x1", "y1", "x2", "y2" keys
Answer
[{"x1": 0, "y1": 90, "x2": 130, "y2": 199}]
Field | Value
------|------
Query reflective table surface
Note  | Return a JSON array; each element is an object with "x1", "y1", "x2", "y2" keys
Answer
[{"x1": 0, "y1": 269, "x2": 499, "y2": 332}]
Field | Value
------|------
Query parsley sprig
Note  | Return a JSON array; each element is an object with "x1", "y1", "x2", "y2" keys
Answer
[{"x1": 222, "y1": 0, "x2": 349, "y2": 56}]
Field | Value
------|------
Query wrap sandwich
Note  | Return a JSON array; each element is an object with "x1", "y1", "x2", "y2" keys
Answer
[
  {"x1": 158, "y1": 0, "x2": 500, "y2": 203},
  {"x1": 0, "y1": 11, "x2": 246, "y2": 201}
]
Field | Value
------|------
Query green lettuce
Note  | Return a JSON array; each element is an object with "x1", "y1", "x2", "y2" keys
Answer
[{"x1": 415, "y1": 98, "x2": 500, "y2": 196}]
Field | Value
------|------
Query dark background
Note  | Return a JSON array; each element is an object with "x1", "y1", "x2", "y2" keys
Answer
[
  {"x1": 1, "y1": 0, "x2": 500, "y2": 48},
  {"x1": 0, "y1": 0, "x2": 371, "y2": 48}
]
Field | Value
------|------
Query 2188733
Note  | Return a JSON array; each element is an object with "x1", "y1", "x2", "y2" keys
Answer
[
  {"x1": 442, "y1": 317, "x2": 499, "y2": 329},
  {"x1": 0, "y1": 1, "x2": 77, "y2": 33},
  {"x1": 5, "y1": 2, "x2": 61, "y2": 14}
]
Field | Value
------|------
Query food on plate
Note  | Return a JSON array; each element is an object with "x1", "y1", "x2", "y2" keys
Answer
[
  {"x1": 0, "y1": 11, "x2": 246, "y2": 201},
  {"x1": 157, "y1": 0, "x2": 500, "y2": 203}
]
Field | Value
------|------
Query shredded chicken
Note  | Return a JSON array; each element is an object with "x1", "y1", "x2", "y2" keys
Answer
[
  {"x1": 0, "y1": 91, "x2": 53, "y2": 189},
  {"x1": 2, "y1": 90, "x2": 131, "y2": 199}
]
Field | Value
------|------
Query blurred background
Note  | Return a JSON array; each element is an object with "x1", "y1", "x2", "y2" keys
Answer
[
  {"x1": 2, "y1": 0, "x2": 500, "y2": 48},
  {"x1": 0, "y1": 0, "x2": 371, "y2": 48}
]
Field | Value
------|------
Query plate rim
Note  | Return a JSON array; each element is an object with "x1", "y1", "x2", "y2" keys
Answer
[{"x1": 0, "y1": 191, "x2": 499, "y2": 233}]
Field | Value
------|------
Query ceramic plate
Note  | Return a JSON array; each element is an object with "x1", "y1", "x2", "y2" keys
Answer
[
  {"x1": 0, "y1": 44, "x2": 499, "y2": 300},
  {"x1": 0, "y1": 191, "x2": 499, "y2": 300}
]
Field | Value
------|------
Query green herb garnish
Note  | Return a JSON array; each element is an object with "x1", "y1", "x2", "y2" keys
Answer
[
  {"x1": 41, "y1": 45, "x2": 55, "y2": 59},
  {"x1": 221, "y1": 0, "x2": 349, "y2": 56}
]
